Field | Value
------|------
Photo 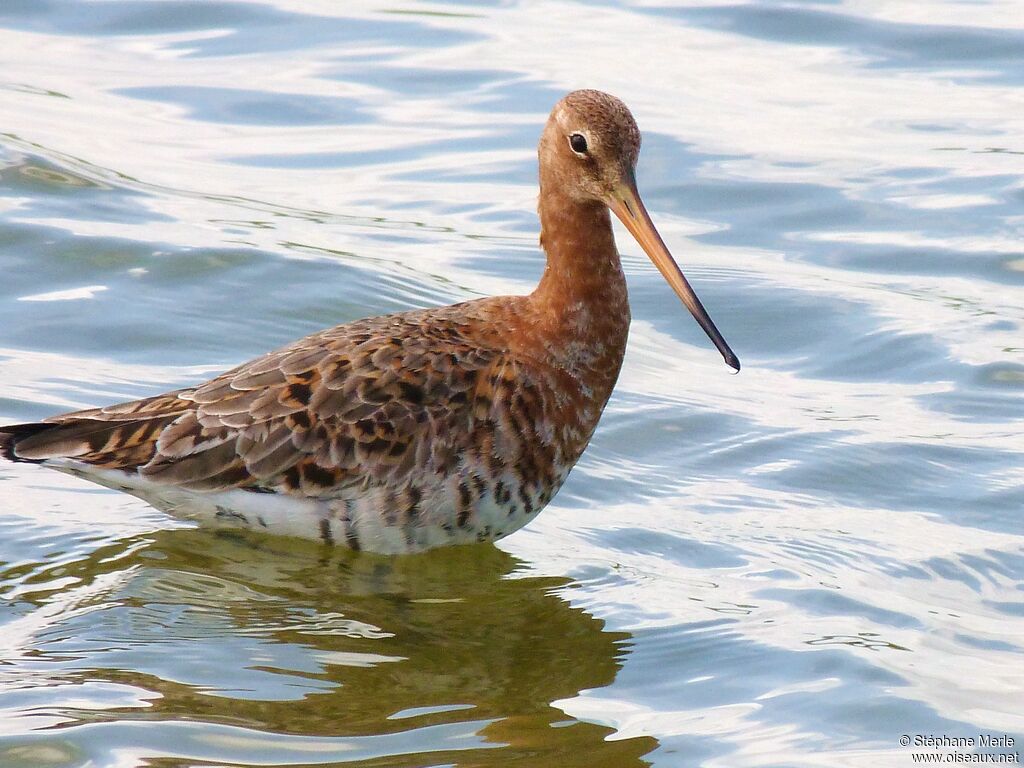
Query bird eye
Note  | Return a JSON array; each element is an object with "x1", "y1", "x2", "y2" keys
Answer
[{"x1": 568, "y1": 133, "x2": 588, "y2": 154}]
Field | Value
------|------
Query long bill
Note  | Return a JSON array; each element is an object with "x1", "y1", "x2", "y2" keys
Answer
[{"x1": 607, "y1": 174, "x2": 740, "y2": 371}]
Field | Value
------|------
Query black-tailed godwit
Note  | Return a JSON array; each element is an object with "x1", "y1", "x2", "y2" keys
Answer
[{"x1": 0, "y1": 90, "x2": 739, "y2": 553}]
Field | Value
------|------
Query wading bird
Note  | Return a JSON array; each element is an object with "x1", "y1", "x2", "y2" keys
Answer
[{"x1": 0, "y1": 90, "x2": 739, "y2": 553}]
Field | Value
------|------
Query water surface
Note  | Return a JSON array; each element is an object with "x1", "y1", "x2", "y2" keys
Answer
[{"x1": 1, "y1": 1, "x2": 1022, "y2": 766}]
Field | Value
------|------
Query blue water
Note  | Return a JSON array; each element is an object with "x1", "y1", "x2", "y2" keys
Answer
[{"x1": 1, "y1": 1, "x2": 1022, "y2": 766}]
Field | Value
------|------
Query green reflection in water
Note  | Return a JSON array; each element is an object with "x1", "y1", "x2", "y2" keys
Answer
[{"x1": 1, "y1": 530, "x2": 656, "y2": 767}]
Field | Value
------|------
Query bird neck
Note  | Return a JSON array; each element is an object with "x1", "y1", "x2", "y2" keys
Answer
[
  {"x1": 531, "y1": 187, "x2": 629, "y2": 322},
  {"x1": 526, "y1": 185, "x2": 631, "y2": 419}
]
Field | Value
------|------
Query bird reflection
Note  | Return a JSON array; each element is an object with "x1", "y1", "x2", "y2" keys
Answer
[{"x1": 2, "y1": 529, "x2": 657, "y2": 766}]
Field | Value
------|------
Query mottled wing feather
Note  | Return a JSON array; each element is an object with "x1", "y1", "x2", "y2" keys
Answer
[
  {"x1": 11, "y1": 304, "x2": 507, "y2": 498},
  {"x1": 11, "y1": 389, "x2": 193, "y2": 460}
]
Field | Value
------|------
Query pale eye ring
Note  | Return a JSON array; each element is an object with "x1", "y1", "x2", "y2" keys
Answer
[{"x1": 568, "y1": 133, "x2": 588, "y2": 154}]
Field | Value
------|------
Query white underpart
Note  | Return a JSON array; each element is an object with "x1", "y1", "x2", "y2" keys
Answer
[
  {"x1": 46, "y1": 459, "x2": 551, "y2": 555},
  {"x1": 50, "y1": 459, "x2": 333, "y2": 538}
]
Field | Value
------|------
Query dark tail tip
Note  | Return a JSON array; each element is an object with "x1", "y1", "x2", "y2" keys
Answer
[{"x1": 0, "y1": 423, "x2": 51, "y2": 463}]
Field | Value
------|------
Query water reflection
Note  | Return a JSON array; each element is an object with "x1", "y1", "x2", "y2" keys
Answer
[
  {"x1": 0, "y1": 529, "x2": 656, "y2": 766},
  {"x1": 2, "y1": 0, "x2": 1023, "y2": 764}
]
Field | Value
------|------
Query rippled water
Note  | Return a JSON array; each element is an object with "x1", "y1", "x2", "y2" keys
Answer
[{"x1": 1, "y1": 1, "x2": 1022, "y2": 766}]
